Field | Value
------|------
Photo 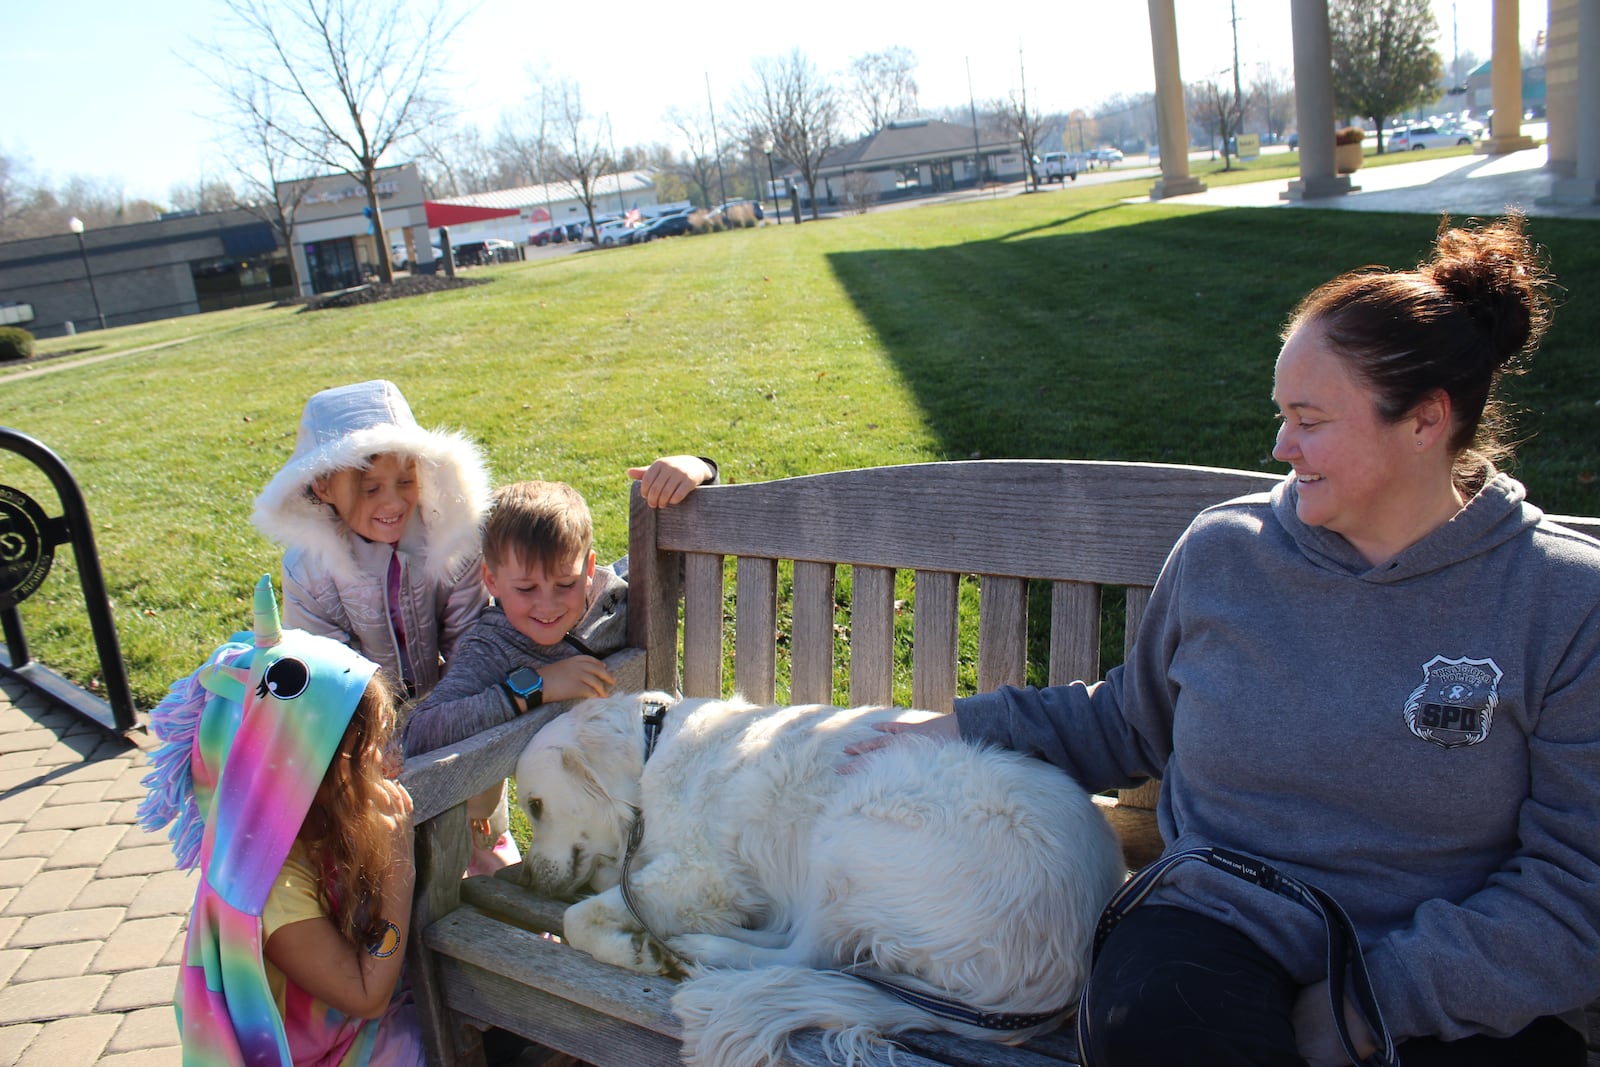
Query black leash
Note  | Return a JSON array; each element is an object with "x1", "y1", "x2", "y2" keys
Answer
[
  {"x1": 1077, "y1": 847, "x2": 1397, "y2": 1067},
  {"x1": 618, "y1": 700, "x2": 670, "y2": 941},
  {"x1": 829, "y1": 967, "x2": 1072, "y2": 1032}
]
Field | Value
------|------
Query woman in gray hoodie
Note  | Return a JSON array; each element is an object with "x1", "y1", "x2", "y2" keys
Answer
[{"x1": 849, "y1": 216, "x2": 1600, "y2": 1066}]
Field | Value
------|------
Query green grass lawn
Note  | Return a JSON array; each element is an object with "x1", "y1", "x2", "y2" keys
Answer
[{"x1": 6, "y1": 174, "x2": 1599, "y2": 710}]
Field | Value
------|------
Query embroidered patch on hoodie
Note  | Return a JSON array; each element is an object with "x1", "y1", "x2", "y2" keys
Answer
[{"x1": 1404, "y1": 655, "x2": 1502, "y2": 749}]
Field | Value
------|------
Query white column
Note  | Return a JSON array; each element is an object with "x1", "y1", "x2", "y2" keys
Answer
[
  {"x1": 1483, "y1": 0, "x2": 1537, "y2": 152},
  {"x1": 1282, "y1": 0, "x2": 1355, "y2": 200},
  {"x1": 1147, "y1": 0, "x2": 1206, "y2": 199},
  {"x1": 1549, "y1": 0, "x2": 1600, "y2": 202}
]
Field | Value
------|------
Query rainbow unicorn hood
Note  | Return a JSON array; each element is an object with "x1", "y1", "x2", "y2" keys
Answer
[{"x1": 139, "y1": 575, "x2": 379, "y2": 1065}]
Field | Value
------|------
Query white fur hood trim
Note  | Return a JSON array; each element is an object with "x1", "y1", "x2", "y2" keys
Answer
[{"x1": 251, "y1": 380, "x2": 492, "y2": 585}]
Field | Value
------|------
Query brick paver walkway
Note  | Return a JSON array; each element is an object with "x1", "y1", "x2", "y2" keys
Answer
[{"x1": 0, "y1": 676, "x2": 186, "y2": 1067}]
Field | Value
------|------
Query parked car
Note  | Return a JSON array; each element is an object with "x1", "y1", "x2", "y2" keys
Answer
[
  {"x1": 531, "y1": 222, "x2": 585, "y2": 246},
  {"x1": 636, "y1": 212, "x2": 695, "y2": 242},
  {"x1": 1039, "y1": 151, "x2": 1082, "y2": 182},
  {"x1": 1388, "y1": 125, "x2": 1476, "y2": 151},
  {"x1": 1090, "y1": 146, "x2": 1124, "y2": 163},
  {"x1": 391, "y1": 243, "x2": 443, "y2": 271},
  {"x1": 595, "y1": 220, "x2": 644, "y2": 248},
  {"x1": 710, "y1": 199, "x2": 765, "y2": 226},
  {"x1": 451, "y1": 238, "x2": 518, "y2": 266}
]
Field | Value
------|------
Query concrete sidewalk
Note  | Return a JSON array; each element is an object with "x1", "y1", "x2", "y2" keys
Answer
[
  {"x1": 1141, "y1": 144, "x2": 1600, "y2": 220},
  {"x1": 0, "y1": 677, "x2": 185, "y2": 1067}
]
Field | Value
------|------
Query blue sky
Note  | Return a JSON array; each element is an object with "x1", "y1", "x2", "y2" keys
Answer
[{"x1": 3, "y1": 0, "x2": 1518, "y2": 205}]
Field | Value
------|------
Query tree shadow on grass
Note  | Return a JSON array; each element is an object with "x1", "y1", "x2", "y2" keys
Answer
[
  {"x1": 826, "y1": 203, "x2": 1600, "y2": 512},
  {"x1": 826, "y1": 205, "x2": 1446, "y2": 472}
]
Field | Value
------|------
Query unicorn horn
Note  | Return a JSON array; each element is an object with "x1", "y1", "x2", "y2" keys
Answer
[{"x1": 253, "y1": 574, "x2": 283, "y2": 648}]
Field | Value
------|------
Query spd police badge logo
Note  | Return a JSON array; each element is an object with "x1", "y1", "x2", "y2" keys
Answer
[{"x1": 1404, "y1": 655, "x2": 1502, "y2": 749}]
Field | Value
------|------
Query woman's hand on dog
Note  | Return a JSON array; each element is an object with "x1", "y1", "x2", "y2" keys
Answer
[
  {"x1": 837, "y1": 714, "x2": 961, "y2": 774},
  {"x1": 539, "y1": 656, "x2": 616, "y2": 702}
]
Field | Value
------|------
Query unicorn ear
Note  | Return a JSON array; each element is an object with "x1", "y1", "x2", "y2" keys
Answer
[
  {"x1": 253, "y1": 575, "x2": 282, "y2": 649},
  {"x1": 199, "y1": 662, "x2": 250, "y2": 703}
]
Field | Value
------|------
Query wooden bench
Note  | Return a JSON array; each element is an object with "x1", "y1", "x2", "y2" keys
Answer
[{"x1": 401, "y1": 459, "x2": 1600, "y2": 1066}]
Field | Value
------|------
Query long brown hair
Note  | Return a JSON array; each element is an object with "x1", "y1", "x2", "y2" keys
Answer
[{"x1": 299, "y1": 673, "x2": 403, "y2": 948}]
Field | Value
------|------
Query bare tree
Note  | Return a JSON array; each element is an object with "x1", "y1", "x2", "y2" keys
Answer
[
  {"x1": 1330, "y1": 0, "x2": 1443, "y2": 152},
  {"x1": 847, "y1": 47, "x2": 919, "y2": 135},
  {"x1": 0, "y1": 156, "x2": 165, "y2": 241},
  {"x1": 0, "y1": 153, "x2": 51, "y2": 242},
  {"x1": 1093, "y1": 92, "x2": 1158, "y2": 153},
  {"x1": 167, "y1": 177, "x2": 242, "y2": 214},
  {"x1": 411, "y1": 117, "x2": 499, "y2": 198},
  {"x1": 735, "y1": 50, "x2": 841, "y2": 222},
  {"x1": 666, "y1": 106, "x2": 724, "y2": 208},
  {"x1": 550, "y1": 81, "x2": 615, "y2": 241},
  {"x1": 994, "y1": 89, "x2": 1045, "y2": 190},
  {"x1": 198, "y1": 0, "x2": 468, "y2": 283},
  {"x1": 1249, "y1": 65, "x2": 1296, "y2": 143},
  {"x1": 1189, "y1": 74, "x2": 1249, "y2": 169}
]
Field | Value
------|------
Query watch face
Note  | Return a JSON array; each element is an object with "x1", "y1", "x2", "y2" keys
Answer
[{"x1": 507, "y1": 667, "x2": 542, "y2": 695}]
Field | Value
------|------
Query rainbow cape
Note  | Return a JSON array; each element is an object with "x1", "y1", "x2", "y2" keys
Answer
[{"x1": 139, "y1": 576, "x2": 381, "y2": 1066}]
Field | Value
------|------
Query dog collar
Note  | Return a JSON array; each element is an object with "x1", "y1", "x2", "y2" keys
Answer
[{"x1": 641, "y1": 700, "x2": 669, "y2": 762}]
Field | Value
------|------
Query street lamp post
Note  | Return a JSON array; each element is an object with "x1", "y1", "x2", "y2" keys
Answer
[
  {"x1": 67, "y1": 217, "x2": 107, "y2": 331},
  {"x1": 762, "y1": 138, "x2": 781, "y2": 226}
]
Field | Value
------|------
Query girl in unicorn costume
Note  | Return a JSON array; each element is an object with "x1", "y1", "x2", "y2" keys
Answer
[
  {"x1": 139, "y1": 576, "x2": 423, "y2": 1067},
  {"x1": 251, "y1": 379, "x2": 517, "y2": 875}
]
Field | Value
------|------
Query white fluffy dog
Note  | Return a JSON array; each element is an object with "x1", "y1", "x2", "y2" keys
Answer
[{"x1": 513, "y1": 691, "x2": 1126, "y2": 1067}]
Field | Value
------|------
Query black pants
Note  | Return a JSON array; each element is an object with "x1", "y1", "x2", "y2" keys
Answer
[{"x1": 1079, "y1": 905, "x2": 1586, "y2": 1066}]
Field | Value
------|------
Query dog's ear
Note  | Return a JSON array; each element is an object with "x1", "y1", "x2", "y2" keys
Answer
[{"x1": 560, "y1": 745, "x2": 616, "y2": 806}]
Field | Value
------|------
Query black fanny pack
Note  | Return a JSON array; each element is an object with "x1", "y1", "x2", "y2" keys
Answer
[{"x1": 1077, "y1": 846, "x2": 1398, "y2": 1067}]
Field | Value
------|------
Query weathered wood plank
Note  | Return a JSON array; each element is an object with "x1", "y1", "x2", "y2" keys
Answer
[
  {"x1": 650, "y1": 461, "x2": 1279, "y2": 586},
  {"x1": 849, "y1": 565, "x2": 896, "y2": 708},
  {"x1": 682, "y1": 552, "x2": 724, "y2": 698},
  {"x1": 627, "y1": 487, "x2": 679, "y2": 694},
  {"x1": 790, "y1": 560, "x2": 837, "y2": 705},
  {"x1": 912, "y1": 570, "x2": 958, "y2": 713},
  {"x1": 735, "y1": 556, "x2": 778, "y2": 703},
  {"x1": 1049, "y1": 580, "x2": 1101, "y2": 687},
  {"x1": 427, "y1": 906, "x2": 956, "y2": 1067},
  {"x1": 977, "y1": 575, "x2": 1027, "y2": 693}
]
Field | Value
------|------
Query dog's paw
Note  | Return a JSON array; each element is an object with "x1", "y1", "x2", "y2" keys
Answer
[
  {"x1": 639, "y1": 932, "x2": 691, "y2": 979},
  {"x1": 665, "y1": 932, "x2": 736, "y2": 968}
]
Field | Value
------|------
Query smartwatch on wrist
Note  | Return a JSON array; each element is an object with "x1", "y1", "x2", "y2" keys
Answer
[{"x1": 503, "y1": 666, "x2": 543, "y2": 713}]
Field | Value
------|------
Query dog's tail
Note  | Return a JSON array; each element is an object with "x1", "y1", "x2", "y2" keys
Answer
[{"x1": 675, "y1": 965, "x2": 1054, "y2": 1067}]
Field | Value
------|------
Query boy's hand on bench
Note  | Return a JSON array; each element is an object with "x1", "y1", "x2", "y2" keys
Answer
[
  {"x1": 539, "y1": 656, "x2": 616, "y2": 703},
  {"x1": 629, "y1": 456, "x2": 716, "y2": 508},
  {"x1": 837, "y1": 714, "x2": 961, "y2": 774}
]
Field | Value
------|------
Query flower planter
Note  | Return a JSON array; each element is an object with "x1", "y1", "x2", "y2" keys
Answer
[{"x1": 1335, "y1": 142, "x2": 1364, "y2": 174}]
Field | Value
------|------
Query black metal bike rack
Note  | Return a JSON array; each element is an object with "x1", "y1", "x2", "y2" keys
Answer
[{"x1": 0, "y1": 427, "x2": 137, "y2": 733}]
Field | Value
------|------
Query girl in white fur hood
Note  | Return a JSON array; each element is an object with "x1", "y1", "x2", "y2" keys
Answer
[
  {"x1": 253, "y1": 380, "x2": 517, "y2": 873},
  {"x1": 253, "y1": 379, "x2": 492, "y2": 698}
]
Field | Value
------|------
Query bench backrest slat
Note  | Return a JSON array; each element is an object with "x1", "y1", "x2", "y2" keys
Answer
[
  {"x1": 735, "y1": 557, "x2": 779, "y2": 702},
  {"x1": 791, "y1": 560, "x2": 837, "y2": 704},
  {"x1": 977, "y1": 575, "x2": 1028, "y2": 693},
  {"x1": 682, "y1": 552, "x2": 725, "y2": 697},
  {"x1": 1050, "y1": 580, "x2": 1102, "y2": 685},
  {"x1": 911, "y1": 569, "x2": 959, "y2": 712},
  {"x1": 849, "y1": 565, "x2": 897, "y2": 707}
]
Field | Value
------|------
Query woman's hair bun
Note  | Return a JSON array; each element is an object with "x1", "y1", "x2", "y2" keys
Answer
[{"x1": 1424, "y1": 213, "x2": 1552, "y2": 371}]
